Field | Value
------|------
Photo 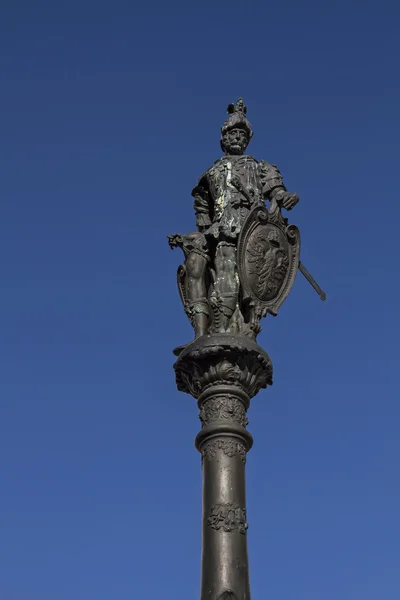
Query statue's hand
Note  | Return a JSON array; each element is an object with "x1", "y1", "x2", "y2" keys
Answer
[
  {"x1": 167, "y1": 234, "x2": 183, "y2": 249},
  {"x1": 281, "y1": 192, "x2": 299, "y2": 211}
]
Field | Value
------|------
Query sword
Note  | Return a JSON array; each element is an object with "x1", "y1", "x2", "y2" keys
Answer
[{"x1": 298, "y1": 261, "x2": 326, "y2": 301}]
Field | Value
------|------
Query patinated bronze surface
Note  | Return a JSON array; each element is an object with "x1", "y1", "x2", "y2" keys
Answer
[
  {"x1": 168, "y1": 98, "x2": 301, "y2": 339},
  {"x1": 169, "y1": 99, "x2": 323, "y2": 600}
]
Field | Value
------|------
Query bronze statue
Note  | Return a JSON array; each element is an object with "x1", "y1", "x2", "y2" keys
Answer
[
  {"x1": 169, "y1": 100, "x2": 325, "y2": 600},
  {"x1": 169, "y1": 98, "x2": 321, "y2": 341}
]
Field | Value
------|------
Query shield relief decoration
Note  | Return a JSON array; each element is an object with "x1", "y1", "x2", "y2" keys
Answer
[{"x1": 237, "y1": 203, "x2": 301, "y2": 319}]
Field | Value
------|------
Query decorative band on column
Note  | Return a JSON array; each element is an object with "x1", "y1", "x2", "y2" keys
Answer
[
  {"x1": 196, "y1": 384, "x2": 252, "y2": 455},
  {"x1": 195, "y1": 424, "x2": 253, "y2": 453},
  {"x1": 201, "y1": 438, "x2": 247, "y2": 463},
  {"x1": 199, "y1": 395, "x2": 248, "y2": 428},
  {"x1": 208, "y1": 503, "x2": 248, "y2": 534},
  {"x1": 198, "y1": 384, "x2": 250, "y2": 409}
]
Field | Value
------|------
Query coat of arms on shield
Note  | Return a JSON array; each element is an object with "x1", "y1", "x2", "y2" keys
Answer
[{"x1": 237, "y1": 202, "x2": 301, "y2": 321}]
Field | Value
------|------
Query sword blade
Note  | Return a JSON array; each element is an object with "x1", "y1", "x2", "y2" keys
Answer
[{"x1": 298, "y1": 262, "x2": 326, "y2": 301}]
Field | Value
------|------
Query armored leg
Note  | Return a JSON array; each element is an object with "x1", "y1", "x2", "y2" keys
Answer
[
  {"x1": 211, "y1": 242, "x2": 238, "y2": 333},
  {"x1": 185, "y1": 251, "x2": 209, "y2": 338},
  {"x1": 168, "y1": 231, "x2": 211, "y2": 338}
]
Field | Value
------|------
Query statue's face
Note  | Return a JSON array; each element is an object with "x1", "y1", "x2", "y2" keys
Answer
[{"x1": 222, "y1": 128, "x2": 250, "y2": 155}]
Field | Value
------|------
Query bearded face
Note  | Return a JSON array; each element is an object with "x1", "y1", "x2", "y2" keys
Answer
[{"x1": 221, "y1": 128, "x2": 250, "y2": 155}]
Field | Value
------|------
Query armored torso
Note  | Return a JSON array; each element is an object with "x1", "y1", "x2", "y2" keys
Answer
[{"x1": 199, "y1": 155, "x2": 262, "y2": 241}]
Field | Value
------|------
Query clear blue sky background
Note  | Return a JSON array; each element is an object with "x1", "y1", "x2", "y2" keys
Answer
[{"x1": 1, "y1": 1, "x2": 399, "y2": 598}]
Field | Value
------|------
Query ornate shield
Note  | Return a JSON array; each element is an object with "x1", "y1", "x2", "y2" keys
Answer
[{"x1": 237, "y1": 203, "x2": 300, "y2": 317}]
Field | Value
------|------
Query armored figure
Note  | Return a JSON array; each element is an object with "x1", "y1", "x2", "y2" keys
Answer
[{"x1": 168, "y1": 98, "x2": 301, "y2": 339}]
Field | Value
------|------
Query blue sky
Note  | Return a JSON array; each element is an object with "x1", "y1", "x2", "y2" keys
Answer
[{"x1": 1, "y1": 1, "x2": 399, "y2": 598}]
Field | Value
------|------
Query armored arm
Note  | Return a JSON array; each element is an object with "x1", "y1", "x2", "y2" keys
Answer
[
  {"x1": 192, "y1": 183, "x2": 212, "y2": 231},
  {"x1": 259, "y1": 160, "x2": 299, "y2": 211}
]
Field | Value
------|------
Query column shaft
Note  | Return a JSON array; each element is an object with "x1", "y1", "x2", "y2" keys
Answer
[{"x1": 195, "y1": 387, "x2": 253, "y2": 600}]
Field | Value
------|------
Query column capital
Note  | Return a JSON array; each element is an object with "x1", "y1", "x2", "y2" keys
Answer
[{"x1": 173, "y1": 333, "x2": 273, "y2": 401}]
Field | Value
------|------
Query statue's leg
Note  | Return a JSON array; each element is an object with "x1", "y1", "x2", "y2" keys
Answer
[
  {"x1": 212, "y1": 242, "x2": 238, "y2": 333},
  {"x1": 185, "y1": 251, "x2": 209, "y2": 338}
]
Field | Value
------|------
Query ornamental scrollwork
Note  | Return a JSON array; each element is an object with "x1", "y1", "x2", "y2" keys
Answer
[
  {"x1": 202, "y1": 439, "x2": 247, "y2": 463},
  {"x1": 199, "y1": 395, "x2": 248, "y2": 428},
  {"x1": 208, "y1": 503, "x2": 248, "y2": 534}
]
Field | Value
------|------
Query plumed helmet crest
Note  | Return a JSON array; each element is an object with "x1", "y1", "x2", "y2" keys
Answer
[{"x1": 221, "y1": 98, "x2": 253, "y2": 138}]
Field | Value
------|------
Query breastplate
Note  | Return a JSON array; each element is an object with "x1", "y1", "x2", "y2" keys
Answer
[{"x1": 206, "y1": 156, "x2": 261, "y2": 219}]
